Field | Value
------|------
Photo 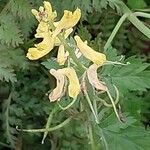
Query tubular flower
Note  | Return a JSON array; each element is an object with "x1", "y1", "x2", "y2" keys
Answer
[
  {"x1": 53, "y1": 8, "x2": 81, "y2": 36},
  {"x1": 74, "y1": 35, "x2": 106, "y2": 65},
  {"x1": 57, "y1": 45, "x2": 66, "y2": 65},
  {"x1": 58, "y1": 68, "x2": 80, "y2": 99},
  {"x1": 35, "y1": 21, "x2": 49, "y2": 38},
  {"x1": 87, "y1": 64, "x2": 107, "y2": 91},
  {"x1": 49, "y1": 69, "x2": 65, "y2": 102},
  {"x1": 49, "y1": 68, "x2": 80, "y2": 100},
  {"x1": 31, "y1": 1, "x2": 57, "y2": 22},
  {"x1": 27, "y1": 32, "x2": 54, "y2": 60},
  {"x1": 27, "y1": 23, "x2": 72, "y2": 61}
]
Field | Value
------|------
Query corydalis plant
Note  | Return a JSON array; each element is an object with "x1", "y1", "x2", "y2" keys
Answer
[{"x1": 24, "y1": 1, "x2": 125, "y2": 144}]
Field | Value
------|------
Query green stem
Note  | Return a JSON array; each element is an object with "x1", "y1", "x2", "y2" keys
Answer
[
  {"x1": 106, "y1": 90, "x2": 121, "y2": 122},
  {"x1": 104, "y1": 13, "x2": 128, "y2": 51},
  {"x1": 100, "y1": 128, "x2": 109, "y2": 150},
  {"x1": 16, "y1": 117, "x2": 72, "y2": 133},
  {"x1": 104, "y1": 60, "x2": 129, "y2": 66},
  {"x1": 134, "y1": 12, "x2": 150, "y2": 19},
  {"x1": 93, "y1": 89, "x2": 98, "y2": 120},
  {"x1": 97, "y1": 85, "x2": 119, "y2": 107},
  {"x1": 57, "y1": 97, "x2": 77, "y2": 110},
  {"x1": 41, "y1": 107, "x2": 57, "y2": 144},
  {"x1": 88, "y1": 124, "x2": 96, "y2": 150},
  {"x1": 115, "y1": 0, "x2": 150, "y2": 39},
  {"x1": 135, "y1": 9, "x2": 150, "y2": 12},
  {"x1": 84, "y1": 91, "x2": 99, "y2": 124},
  {"x1": 128, "y1": 14, "x2": 150, "y2": 39}
]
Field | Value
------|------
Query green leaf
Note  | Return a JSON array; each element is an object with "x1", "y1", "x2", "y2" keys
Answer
[
  {"x1": 0, "y1": 14, "x2": 23, "y2": 47},
  {"x1": 100, "y1": 128, "x2": 149, "y2": 150},
  {"x1": 127, "y1": 0, "x2": 147, "y2": 9},
  {"x1": 41, "y1": 59, "x2": 60, "y2": 70},
  {"x1": 77, "y1": 25, "x2": 92, "y2": 43},
  {"x1": 0, "y1": 67, "x2": 17, "y2": 83},
  {"x1": 100, "y1": 113, "x2": 137, "y2": 132},
  {"x1": 102, "y1": 48, "x2": 150, "y2": 94},
  {"x1": 97, "y1": 111, "x2": 150, "y2": 150},
  {"x1": 8, "y1": 0, "x2": 32, "y2": 19}
]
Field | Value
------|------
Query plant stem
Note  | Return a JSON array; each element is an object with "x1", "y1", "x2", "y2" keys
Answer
[
  {"x1": 134, "y1": 12, "x2": 150, "y2": 19},
  {"x1": 84, "y1": 91, "x2": 99, "y2": 124},
  {"x1": 41, "y1": 106, "x2": 57, "y2": 144},
  {"x1": 117, "y1": 0, "x2": 150, "y2": 39},
  {"x1": 57, "y1": 97, "x2": 77, "y2": 110},
  {"x1": 128, "y1": 14, "x2": 150, "y2": 39},
  {"x1": 88, "y1": 123, "x2": 96, "y2": 150},
  {"x1": 106, "y1": 90, "x2": 121, "y2": 122},
  {"x1": 104, "y1": 13, "x2": 128, "y2": 51},
  {"x1": 17, "y1": 117, "x2": 72, "y2": 133},
  {"x1": 100, "y1": 128, "x2": 109, "y2": 150}
]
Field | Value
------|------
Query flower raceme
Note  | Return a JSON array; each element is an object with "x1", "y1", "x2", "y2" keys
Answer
[
  {"x1": 27, "y1": 1, "x2": 108, "y2": 102},
  {"x1": 26, "y1": 1, "x2": 81, "y2": 61}
]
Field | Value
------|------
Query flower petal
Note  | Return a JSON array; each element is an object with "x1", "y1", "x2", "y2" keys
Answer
[
  {"x1": 87, "y1": 64, "x2": 107, "y2": 91},
  {"x1": 26, "y1": 48, "x2": 42, "y2": 60},
  {"x1": 58, "y1": 68, "x2": 80, "y2": 99},
  {"x1": 74, "y1": 35, "x2": 106, "y2": 65},
  {"x1": 27, "y1": 33, "x2": 54, "y2": 60},
  {"x1": 49, "y1": 69, "x2": 65, "y2": 102},
  {"x1": 43, "y1": 1, "x2": 57, "y2": 21},
  {"x1": 57, "y1": 45, "x2": 66, "y2": 65},
  {"x1": 31, "y1": 1, "x2": 57, "y2": 22},
  {"x1": 31, "y1": 9, "x2": 41, "y2": 21},
  {"x1": 35, "y1": 21, "x2": 49, "y2": 38},
  {"x1": 53, "y1": 8, "x2": 81, "y2": 36}
]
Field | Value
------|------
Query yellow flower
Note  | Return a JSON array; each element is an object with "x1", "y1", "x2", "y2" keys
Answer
[
  {"x1": 31, "y1": 1, "x2": 57, "y2": 22},
  {"x1": 49, "y1": 69, "x2": 65, "y2": 102},
  {"x1": 27, "y1": 2, "x2": 80, "y2": 61},
  {"x1": 26, "y1": 32, "x2": 54, "y2": 60},
  {"x1": 35, "y1": 21, "x2": 49, "y2": 38},
  {"x1": 58, "y1": 68, "x2": 80, "y2": 99},
  {"x1": 74, "y1": 35, "x2": 106, "y2": 65},
  {"x1": 53, "y1": 8, "x2": 81, "y2": 36},
  {"x1": 57, "y1": 45, "x2": 66, "y2": 65},
  {"x1": 43, "y1": 1, "x2": 57, "y2": 21},
  {"x1": 49, "y1": 68, "x2": 80, "y2": 100}
]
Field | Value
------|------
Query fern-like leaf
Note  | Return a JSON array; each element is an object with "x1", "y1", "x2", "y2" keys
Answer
[
  {"x1": 102, "y1": 47, "x2": 150, "y2": 94},
  {"x1": 0, "y1": 66, "x2": 17, "y2": 83},
  {"x1": 0, "y1": 14, "x2": 23, "y2": 47}
]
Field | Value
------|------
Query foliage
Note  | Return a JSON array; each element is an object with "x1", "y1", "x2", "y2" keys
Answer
[{"x1": 0, "y1": 0, "x2": 150, "y2": 149}]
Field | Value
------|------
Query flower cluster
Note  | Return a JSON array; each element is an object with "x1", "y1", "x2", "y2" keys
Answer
[{"x1": 27, "y1": 1, "x2": 107, "y2": 102}]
